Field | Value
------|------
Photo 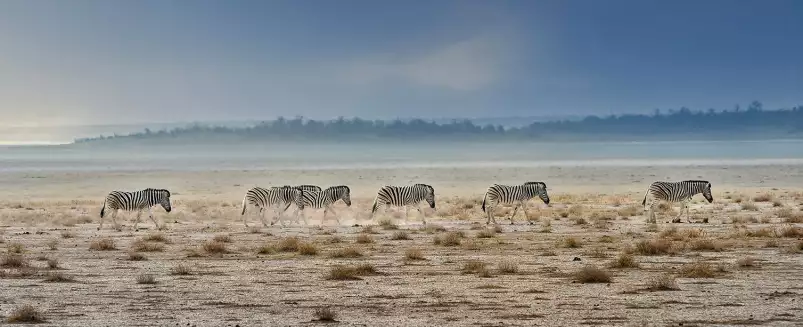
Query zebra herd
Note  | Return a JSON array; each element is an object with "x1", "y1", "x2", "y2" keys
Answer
[{"x1": 97, "y1": 180, "x2": 714, "y2": 230}]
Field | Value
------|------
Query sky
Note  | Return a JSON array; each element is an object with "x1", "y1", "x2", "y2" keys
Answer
[{"x1": 1, "y1": 0, "x2": 802, "y2": 127}]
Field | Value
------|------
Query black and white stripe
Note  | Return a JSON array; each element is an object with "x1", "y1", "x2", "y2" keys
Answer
[
  {"x1": 296, "y1": 185, "x2": 352, "y2": 225},
  {"x1": 370, "y1": 184, "x2": 435, "y2": 223},
  {"x1": 481, "y1": 182, "x2": 550, "y2": 225},
  {"x1": 642, "y1": 180, "x2": 713, "y2": 223},
  {"x1": 240, "y1": 186, "x2": 304, "y2": 227},
  {"x1": 294, "y1": 185, "x2": 322, "y2": 193},
  {"x1": 99, "y1": 188, "x2": 172, "y2": 230}
]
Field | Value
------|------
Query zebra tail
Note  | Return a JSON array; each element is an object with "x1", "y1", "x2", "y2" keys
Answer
[
  {"x1": 481, "y1": 193, "x2": 487, "y2": 212},
  {"x1": 641, "y1": 190, "x2": 648, "y2": 207},
  {"x1": 100, "y1": 199, "x2": 106, "y2": 218},
  {"x1": 371, "y1": 198, "x2": 378, "y2": 214}
]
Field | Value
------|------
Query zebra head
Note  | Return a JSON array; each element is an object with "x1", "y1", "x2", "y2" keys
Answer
[
  {"x1": 149, "y1": 188, "x2": 172, "y2": 213},
  {"x1": 417, "y1": 184, "x2": 436, "y2": 209},
  {"x1": 327, "y1": 185, "x2": 351, "y2": 206},
  {"x1": 292, "y1": 187, "x2": 305, "y2": 210},
  {"x1": 524, "y1": 182, "x2": 550, "y2": 205},
  {"x1": 702, "y1": 182, "x2": 713, "y2": 203}
]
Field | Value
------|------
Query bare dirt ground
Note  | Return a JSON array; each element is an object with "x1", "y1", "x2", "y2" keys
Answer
[{"x1": 3, "y1": 184, "x2": 803, "y2": 326}]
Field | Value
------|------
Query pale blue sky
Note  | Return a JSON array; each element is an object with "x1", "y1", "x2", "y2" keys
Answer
[{"x1": 1, "y1": 0, "x2": 801, "y2": 126}]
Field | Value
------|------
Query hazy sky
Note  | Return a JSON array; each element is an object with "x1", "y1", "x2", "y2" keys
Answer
[{"x1": 1, "y1": 0, "x2": 802, "y2": 126}]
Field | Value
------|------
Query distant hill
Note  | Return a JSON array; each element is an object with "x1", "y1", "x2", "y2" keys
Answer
[{"x1": 74, "y1": 101, "x2": 803, "y2": 144}]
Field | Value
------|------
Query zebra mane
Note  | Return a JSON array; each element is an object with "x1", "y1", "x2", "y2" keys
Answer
[
  {"x1": 414, "y1": 183, "x2": 434, "y2": 193},
  {"x1": 144, "y1": 188, "x2": 170, "y2": 197},
  {"x1": 523, "y1": 181, "x2": 546, "y2": 188},
  {"x1": 682, "y1": 180, "x2": 710, "y2": 184}
]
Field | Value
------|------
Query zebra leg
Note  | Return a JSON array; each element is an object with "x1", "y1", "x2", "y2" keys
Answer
[
  {"x1": 148, "y1": 207, "x2": 161, "y2": 230},
  {"x1": 260, "y1": 207, "x2": 271, "y2": 228},
  {"x1": 509, "y1": 205, "x2": 520, "y2": 225},
  {"x1": 672, "y1": 202, "x2": 683, "y2": 223},
  {"x1": 684, "y1": 200, "x2": 692, "y2": 223},
  {"x1": 415, "y1": 206, "x2": 426, "y2": 225},
  {"x1": 404, "y1": 206, "x2": 410, "y2": 224},
  {"x1": 328, "y1": 206, "x2": 341, "y2": 225},
  {"x1": 647, "y1": 202, "x2": 657, "y2": 224},
  {"x1": 133, "y1": 210, "x2": 143, "y2": 231}
]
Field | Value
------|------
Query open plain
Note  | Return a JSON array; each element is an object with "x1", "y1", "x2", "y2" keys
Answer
[{"x1": 2, "y1": 164, "x2": 803, "y2": 326}]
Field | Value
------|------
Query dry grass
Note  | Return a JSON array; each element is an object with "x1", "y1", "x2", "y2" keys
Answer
[
  {"x1": 617, "y1": 205, "x2": 641, "y2": 217},
  {"x1": 561, "y1": 237, "x2": 582, "y2": 248},
  {"x1": 47, "y1": 258, "x2": 60, "y2": 269},
  {"x1": 170, "y1": 263, "x2": 192, "y2": 275},
  {"x1": 753, "y1": 193, "x2": 774, "y2": 202},
  {"x1": 644, "y1": 274, "x2": 679, "y2": 291},
  {"x1": 378, "y1": 218, "x2": 398, "y2": 230},
  {"x1": 256, "y1": 243, "x2": 276, "y2": 255},
  {"x1": 127, "y1": 252, "x2": 147, "y2": 261},
  {"x1": 7, "y1": 242, "x2": 24, "y2": 254},
  {"x1": 433, "y1": 232, "x2": 462, "y2": 246},
  {"x1": 356, "y1": 234, "x2": 375, "y2": 244},
  {"x1": 360, "y1": 225, "x2": 379, "y2": 234},
  {"x1": 89, "y1": 238, "x2": 116, "y2": 251},
  {"x1": 404, "y1": 248, "x2": 425, "y2": 261},
  {"x1": 44, "y1": 271, "x2": 74, "y2": 283},
  {"x1": 688, "y1": 239, "x2": 724, "y2": 252},
  {"x1": 277, "y1": 237, "x2": 301, "y2": 251},
  {"x1": 5, "y1": 304, "x2": 45, "y2": 323},
  {"x1": 60, "y1": 231, "x2": 74, "y2": 239},
  {"x1": 573, "y1": 265, "x2": 611, "y2": 283},
  {"x1": 136, "y1": 274, "x2": 157, "y2": 284},
  {"x1": 353, "y1": 263, "x2": 378, "y2": 275},
  {"x1": 1, "y1": 254, "x2": 28, "y2": 268},
  {"x1": 144, "y1": 232, "x2": 170, "y2": 243},
  {"x1": 329, "y1": 246, "x2": 363, "y2": 258},
  {"x1": 131, "y1": 239, "x2": 165, "y2": 252},
  {"x1": 587, "y1": 247, "x2": 608, "y2": 258},
  {"x1": 497, "y1": 260, "x2": 518, "y2": 274},
  {"x1": 741, "y1": 202, "x2": 759, "y2": 211},
  {"x1": 476, "y1": 228, "x2": 496, "y2": 238},
  {"x1": 313, "y1": 307, "x2": 338, "y2": 322},
  {"x1": 421, "y1": 224, "x2": 447, "y2": 233},
  {"x1": 609, "y1": 252, "x2": 639, "y2": 269},
  {"x1": 779, "y1": 225, "x2": 803, "y2": 238},
  {"x1": 213, "y1": 234, "x2": 232, "y2": 243},
  {"x1": 462, "y1": 260, "x2": 487, "y2": 274},
  {"x1": 678, "y1": 262, "x2": 726, "y2": 278},
  {"x1": 298, "y1": 243, "x2": 318, "y2": 256},
  {"x1": 46, "y1": 239, "x2": 58, "y2": 251},
  {"x1": 202, "y1": 240, "x2": 228, "y2": 254},
  {"x1": 737, "y1": 257, "x2": 758, "y2": 268},
  {"x1": 325, "y1": 264, "x2": 378, "y2": 280},
  {"x1": 391, "y1": 231, "x2": 411, "y2": 240},
  {"x1": 635, "y1": 238, "x2": 674, "y2": 255}
]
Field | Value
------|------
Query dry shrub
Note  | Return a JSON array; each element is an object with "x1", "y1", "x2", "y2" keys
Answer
[
  {"x1": 764, "y1": 239, "x2": 779, "y2": 248},
  {"x1": 131, "y1": 239, "x2": 165, "y2": 252},
  {"x1": 326, "y1": 265, "x2": 361, "y2": 280},
  {"x1": 44, "y1": 271, "x2": 74, "y2": 283},
  {"x1": 354, "y1": 263, "x2": 378, "y2": 275},
  {"x1": 476, "y1": 229, "x2": 496, "y2": 238},
  {"x1": 635, "y1": 239, "x2": 674, "y2": 255},
  {"x1": 741, "y1": 202, "x2": 759, "y2": 211},
  {"x1": 737, "y1": 257, "x2": 757, "y2": 268},
  {"x1": 144, "y1": 232, "x2": 170, "y2": 243},
  {"x1": 378, "y1": 218, "x2": 398, "y2": 230},
  {"x1": 753, "y1": 193, "x2": 773, "y2": 202},
  {"x1": 609, "y1": 252, "x2": 638, "y2": 269},
  {"x1": 7, "y1": 242, "x2": 24, "y2": 254},
  {"x1": 645, "y1": 274, "x2": 679, "y2": 291},
  {"x1": 689, "y1": 239, "x2": 724, "y2": 252},
  {"x1": 772, "y1": 200, "x2": 784, "y2": 208},
  {"x1": 781, "y1": 210, "x2": 803, "y2": 223},
  {"x1": 89, "y1": 238, "x2": 116, "y2": 251},
  {"x1": 60, "y1": 231, "x2": 75, "y2": 239},
  {"x1": 497, "y1": 260, "x2": 518, "y2": 274},
  {"x1": 645, "y1": 224, "x2": 659, "y2": 232},
  {"x1": 574, "y1": 265, "x2": 611, "y2": 283},
  {"x1": 47, "y1": 258, "x2": 59, "y2": 269},
  {"x1": 391, "y1": 231, "x2": 411, "y2": 240},
  {"x1": 493, "y1": 225, "x2": 503, "y2": 233},
  {"x1": 571, "y1": 217, "x2": 587, "y2": 225},
  {"x1": 329, "y1": 246, "x2": 363, "y2": 258},
  {"x1": 360, "y1": 225, "x2": 379, "y2": 234},
  {"x1": 404, "y1": 248, "x2": 425, "y2": 261},
  {"x1": 678, "y1": 262, "x2": 726, "y2": 278},
  {"x1": 422, "y1": 225, "x2": 446, "y2": 234},
  {"x1": 256, "y1": 244, "x2": 276, "y2": 255},
  {"x1": 356, "y1": 234, "x2": 374, "y2": 244},
  {"x1": 127, "y1": 252, "x2": 147, "y2": 261},
  {"x1": 170, "y1": 263, "x2": 192, "y2": 275},
  {"x1": 617, "y1": 205, "x2": 641, "y2": 217},
  {"x1": 327, "y1": 236, "x2": 342, "y2": 244},
  {"x1": 5, "y1": 304, "x2": 45, "y2": 323},
  {"x1": 136, "y1": 274, "x2": 157, "y2": 284},
  {"x1": 298, "y1": 243, "x2": 318, "y2": 255},
  {"x1": 779, "y1": 225, "x2": 803, "y2": 238},
  {"x1": 659, "y1": 226, "x2": 678, "y2": 238},
  {"x1": 588, "y1": 247, "x2": 608, "y2": 258},
  {"x1": 1, "y1": 254, "x2": 28, "y2": 268},
  {"x1": 46, "y1": 239, "x2": 58, "y2": 251},
  {"x1": 314, "y1": 307, "x2": 337, "y2": 322},
  {"x1": 743, "y1": 227, "x2": 777, "y2": 238},
  {"x1": 562, "y1": 237, "x2": 582, "y2": 248},
  {"x1": 202, "y1": 241, "x2": 228, "y2": 254},
  {"x1": 213, "y1": 234, "x2": 231, "y2": 243},
  {"x1": 477, "y1": 267, "x2": 494, "y2": 278},
  {"x1": 248, "y1": 226, "x2": 262, "y2": 234},
  {"x1": 277, "y1": 237, "x2": 301, "y2": 251},
  {"x1": 568, "y1": 205, "x2": 585, "y2": 217},
  {"x1": 462, "y1": 260, "x2": 487, "y2": 274},
  {"x1": 433, "y1": 232, "x2": 462, "y2": 246},
  {"x1": 599, "y1": 235, "x2": 615, "y2": 243}
]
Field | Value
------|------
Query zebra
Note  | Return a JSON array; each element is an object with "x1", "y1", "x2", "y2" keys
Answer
[
  {"x1": 99, "y1": 188, "x2": 172, "y2": 231},
  {"x1": 642, "y1": 180, "x2": 713, "y2": 223},
  {"x1": 295, "y1": 185, "x2": 352, "y2": 226},
  {"x1": 370, "y1": 184, "x2": 435, "y2": 224},
  {"x1": 295, "y1": 185, "x2": 322, "y2": 193},
  {"x1": 481, "y1": 182, "x2": 550, "y2": 225},
  {"x1": 240, "y1": 186, "x2": 305, "y2": 227}
]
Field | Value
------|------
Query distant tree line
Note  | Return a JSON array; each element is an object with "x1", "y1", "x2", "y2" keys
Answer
[{"x1": 75, "y1": 101, "x2": 803, "y2": 143}]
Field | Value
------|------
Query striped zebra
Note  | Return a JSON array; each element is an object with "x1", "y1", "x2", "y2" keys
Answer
[
  {"x1": 99, "y1": 188, "x2": 172, "y2": 231},
  {"x1": 295, "y1": 185, "x2": 322, "y2": 193},
  {"x1": 481, "y1": 182, "x2": 550, "y2": 225},
  {"x1": 240, "y1": 186, "x2": 305, "y2": 227},
  {"x1": 642, "y1": 180, "x2": 713, "y2": 223},
  {"x1": 296, "y1": 185, "x2": 352, "y2": 226},
  {"x1": 370, "y1": 184, "x2": 435, "y2": 224}
]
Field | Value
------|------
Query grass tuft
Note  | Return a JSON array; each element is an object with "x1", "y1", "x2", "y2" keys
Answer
[
  {"x1": 562, "y1": 237, "x2": 582, "y2": 248},
  {"x1": 356, "y1": 234, "x2": 375, "y2": 244},
  {"x1": 678, "y1": 262, "x2": 726, "y2": 278},
  {"x1": 497, "y1": 260, "x2": 519, "y2": 274},
  {"x1": 462, "y1": 260, "x2": 487, "y2": 274},
  {"x1": 136, "y1": 274, "x2": 157, "y2": 284},
  {"x1": 378, "y1": 218, "x2": 398, "y2": 230},
  {"x1": 644, "y1": 274, "x2": 679, "y2": 291},
  {"x1": 433, "y1": 232, "x2": 462, "y2": 246},
  {"x1": 127, "y1": 252, "x2": 147, "y2": 261},
  {"x1": 131, "y1": 239, "x2": 165, "y2": 252},
  {"x1": 213, "y1": 234, "x2": 231, "y2": 243},
  {"x1": 635, "y1": 239, "x2": 674, "y2": 255},
  {"x1": 44, "y1": 271, "x2": 74, "y2": 283},
  {"x1": 47, "y1": 258, "x2": 60, "y2": 269},
  {"x1": 5, "y1": 304, "x2": 45, "y2": 323},
  {"x1": 391, "y1": 231, "x2": 411, "y2": 240},
  {"x1": 609, "y1": 252, "x2": 639, "y2": 269},
  {"x1": 573, "y1": 265, "x2": 611, "y2": 283},
  {"x1": 476, "y1": 229, "x2": 496, "y2": 238},
  {"x1": 404, "y1": 248, "x2": 425, "y2": 261},
  {"x1": 202, "y1": 240, "x2": 228, "y2": 254},
  {"x1": 170, "y1": 263, "x2": 192, "y2": 275},
  {"x1": 89, "y1": 238, "x2": 116, "y2": 251},
  {"x1": 329, "y1": 246, "x2": 363, "y2": 258},
  {"x1": 313, "y1": 307, "x2": 338, "y2": 322},
  {"x1": 298, "y1": 243, "x2": 318, "y2": 256},
  {"x1": 1, "y1": 254, "x2": 28, "y2": 268}
]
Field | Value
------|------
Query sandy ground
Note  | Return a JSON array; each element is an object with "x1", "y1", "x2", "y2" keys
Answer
[{"x1": 2, "y1": 164, "x2": 803, "y2": 326}]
